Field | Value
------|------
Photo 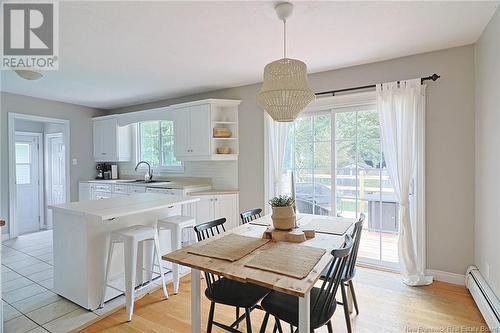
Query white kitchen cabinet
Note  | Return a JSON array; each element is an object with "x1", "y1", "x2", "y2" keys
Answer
[
  {"x1": 93, "y1": 191, "x2": 112, "y2": 200},
  {"x1": 174, "y1": 104, "x2": 211, "y2": 158},
  {"x1": 78, "y1": 182, "x2": 93, "y2": 201},
  {"x1": 193, "y1": 193, "x2": 239, "y2": 230},
  {"x1": 172, "y1": 99, "x2": 240, "y2": 161},
  {"x1": 93, "y1": 117, "x2": 131, "y2": 162}
]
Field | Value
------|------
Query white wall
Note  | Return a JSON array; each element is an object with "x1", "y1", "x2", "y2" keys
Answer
[
  {"x1": 474, "y1": 8, "x2": 500, "y2": 296},
  {"x1": 111, "y1": 45, "x2": 476, "y2": 275},
  {"x1": 0, "y1": 92, "x2": 105, "y2": 234},
  {"x1": 15, "y1": 119, "x2": 44, "y2": 133}
]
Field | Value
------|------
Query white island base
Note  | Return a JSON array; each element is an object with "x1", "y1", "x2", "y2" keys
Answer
[{"x1": 50, "y1": 193, "x2": 199, "y2": 310}]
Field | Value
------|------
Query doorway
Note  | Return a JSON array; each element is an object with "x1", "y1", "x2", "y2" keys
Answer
[
  {"x1": 283, "y1": 99, "x2": 401, "y2": 270},
  {"x1": 15, "y1": 133, "x2": 44, "y2": 234},
  {"x1": 45, "y1": 133, "x2": 66, "y2": 229},
  {"x1": 8, "y1": 113, "x2": 70, "y2": 239}
]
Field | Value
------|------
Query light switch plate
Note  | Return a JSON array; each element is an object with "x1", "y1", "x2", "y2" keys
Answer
[{"x1": 72, "y1": 158, "x2": 78, "y2": 165}]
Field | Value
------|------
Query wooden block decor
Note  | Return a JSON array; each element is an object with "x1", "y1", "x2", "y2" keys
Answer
[{"x1": 262, "y1": 227, "x2": 315, "y2": 243}]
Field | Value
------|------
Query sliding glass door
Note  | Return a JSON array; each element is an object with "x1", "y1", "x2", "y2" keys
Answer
[{"x1": 286, "y1": 103, "x2": 399, "y2": 268}]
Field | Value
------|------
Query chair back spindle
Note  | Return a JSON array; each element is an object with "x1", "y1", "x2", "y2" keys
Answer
[
  {"x1": 312, "y1": 234, "x2": 353, "y2": 317},
  {"x1": 193, "y1": 218, "x2": 227, "y2": 294},
  {"x1": 240, "y1": 208, "x2": 262, "y2": 224},
  {"x1": 344, "y1": 213, "x2": 365, "y2": 280}
]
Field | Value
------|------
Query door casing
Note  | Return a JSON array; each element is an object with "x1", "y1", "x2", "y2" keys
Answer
[{"x1": 8, "y1": 113, "x2": 71, "y2": 239}]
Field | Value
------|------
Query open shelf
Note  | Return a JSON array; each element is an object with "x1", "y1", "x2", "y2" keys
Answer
[
  {"x1": 212, "y1": 154, "x2": 239, "y2": 161},
  {"x1": 212, "y1": 121, "x2": 237, "y2": 124}
]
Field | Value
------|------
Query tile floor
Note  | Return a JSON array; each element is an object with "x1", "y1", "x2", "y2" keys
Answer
[{"x1": 2, "y1": 230, "x2": 174, "y2": 333}]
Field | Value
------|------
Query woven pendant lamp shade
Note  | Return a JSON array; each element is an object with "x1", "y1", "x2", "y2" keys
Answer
[{"x1": 257, "y1": 58, "x2": 315, "y2": 122}]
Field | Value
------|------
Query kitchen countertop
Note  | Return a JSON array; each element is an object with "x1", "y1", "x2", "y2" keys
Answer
[
  {"x1": 188, "y1": 189, "x2": 239, "y2": 195},
  {"x1": 82, "y1": 177, "x2": 212, "y2": 190},
  {"x1": 50, "y1": 193, "x2": 199, "y2": 220}
]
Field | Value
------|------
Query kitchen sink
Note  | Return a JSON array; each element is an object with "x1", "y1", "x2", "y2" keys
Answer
[
  {"x1": 113, "y1": 179, "x2": 170, "y2": 184},
  {"x1": 131, "y1": 180, "x2": 171, "y2": 183}
]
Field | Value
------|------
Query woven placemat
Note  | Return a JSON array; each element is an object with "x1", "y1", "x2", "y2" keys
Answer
[
  {"x1": 187, "y1": 234, "x2": 270, "y2": 262},
  {"x1": 245, "y1": 242, "x2": 326, "y2": 279},
  {"x1": 306, "y1": 218, "x2": 355, "y2": 235}
]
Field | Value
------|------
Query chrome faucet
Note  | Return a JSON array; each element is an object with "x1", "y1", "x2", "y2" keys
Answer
[{"x1": 135, "y1": 161, "x2": 153, "y2": 182}]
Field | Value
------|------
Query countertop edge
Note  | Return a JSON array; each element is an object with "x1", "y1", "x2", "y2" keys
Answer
[
  {"x1": 188, "y1": 189, "x2": 239, "y2": 196},
  {"x1": 49, "y1": 195, "x2": 200, "y2": 221},
  {"x1": 80, "y1": 180, "x2": 212, "y2": 190}
]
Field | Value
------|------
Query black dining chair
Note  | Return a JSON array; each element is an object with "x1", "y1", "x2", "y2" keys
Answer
[
  {"x1": 240, "y1": 208, "x2": 263, "y2": 224},
  {"x1": 322, "y1": 213, "x2": 365, "y2": 333},
  {"x1": 193, "y1": 218, "x2": 270, "y2": 333},
  {"x1": 258, "y1": 235, "x2": 354, "y2": 333}
]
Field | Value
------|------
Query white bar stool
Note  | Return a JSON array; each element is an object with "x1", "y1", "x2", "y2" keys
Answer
[
  {"x1": 100, "y1": 225, "x2": 168, "y2": 321},
  {"x1": 157, "y1": 215, "x2": 196, "y2": 294}
]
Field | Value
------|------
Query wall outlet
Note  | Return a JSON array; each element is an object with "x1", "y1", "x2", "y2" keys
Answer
[{"x1": 72, "y1": 158, "x2": 78, "y2": 165}]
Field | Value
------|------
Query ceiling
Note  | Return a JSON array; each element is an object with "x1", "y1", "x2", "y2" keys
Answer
[{"x1": 1, "y1": 1, "x2": 498, "y2": 109}]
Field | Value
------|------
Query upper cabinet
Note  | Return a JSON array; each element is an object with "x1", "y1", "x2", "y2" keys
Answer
[
  {"x1": 93, "y1": 116, "x2": 131, "y2": 162},
  {"x1": 172, "y1": 99, "x2": 241, "y2": 161}
]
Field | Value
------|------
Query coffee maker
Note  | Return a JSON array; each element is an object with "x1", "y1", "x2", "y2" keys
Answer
[{"x1": 96, "y1": 163, "x2": 111, "y2": 180}]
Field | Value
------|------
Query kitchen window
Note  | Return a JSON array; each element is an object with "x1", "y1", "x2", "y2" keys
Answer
[{"x1": 137, "y1": 120, "x2": 183, "y2": 172}]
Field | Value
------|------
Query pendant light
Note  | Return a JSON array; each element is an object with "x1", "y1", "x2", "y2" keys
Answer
[{"x1": 257, "y1": 2, "x2": 315, "y2": 122}]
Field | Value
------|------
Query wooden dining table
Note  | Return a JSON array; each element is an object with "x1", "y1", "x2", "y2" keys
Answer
[{"x1": 163, "y1": 213, "x2": 356, "y2": 333}]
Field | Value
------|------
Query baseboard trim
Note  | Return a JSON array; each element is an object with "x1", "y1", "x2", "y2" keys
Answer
[{"x1": 427, "y1": 269, "x2": 465, "y2": 286}]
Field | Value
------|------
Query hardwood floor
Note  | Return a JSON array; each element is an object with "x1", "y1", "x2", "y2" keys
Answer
[{"x1": 79, "y1": 267, "x2": 486, "y2": 333}]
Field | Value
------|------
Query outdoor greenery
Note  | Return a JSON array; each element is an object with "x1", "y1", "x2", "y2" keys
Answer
[
  {"x1": 139, "y1": 120, "x2": 181, "y2": 167},
  {"x1": 285, "y1": 110, "x2": 384, "y2": 181}
]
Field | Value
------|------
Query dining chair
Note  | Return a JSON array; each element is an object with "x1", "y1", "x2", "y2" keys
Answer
[
  {"x1": 322, "y1": 213, "x2": 365, "y2": 333},
  {"x1": 240, "y1": 208, "x2": 263, "y2": 224},
  {"x1": 194, "y1": 218, "x2": 270, "y2": 333},
  {"x1": 258, "y1": 234, "x2": 354, "y2": 333}
]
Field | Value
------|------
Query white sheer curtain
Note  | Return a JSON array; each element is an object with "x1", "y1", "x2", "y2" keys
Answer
[
  {"x1": 265, "y1": 113, "x2": 290, "y2": 201},
  {"x1": 377, "y1": 79, "x2": 432, "y2": 286}
]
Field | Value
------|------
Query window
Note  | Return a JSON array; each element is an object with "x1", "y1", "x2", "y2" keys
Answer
[
  {"x1": 138, "y1": 120, "x2": 182, "y2": 171},
  {"x1": 15, "y1": 143, "x2": 31, "y2": 185},
  {"x1": 284, "y1": 104, "x2": 399, "y2": 268}
]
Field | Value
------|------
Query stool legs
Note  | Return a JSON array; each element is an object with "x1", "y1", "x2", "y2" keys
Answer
[
  {"x1": 99, "y1": 241, "x2": 115, "y2": 309},
  {"x1": 153, "y1": 232, "x2": 169, "y2": 299},
  {"x1": 124, "y1": 239, "x2": 138, "y2": 321},
  {"x1": 171, "y1": 226, "x2": 183, "y2": 294}
]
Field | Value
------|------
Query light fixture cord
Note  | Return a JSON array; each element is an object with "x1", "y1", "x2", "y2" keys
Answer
[{"x1": 283, "y1": 19, "x2": 287, "y2": 59}]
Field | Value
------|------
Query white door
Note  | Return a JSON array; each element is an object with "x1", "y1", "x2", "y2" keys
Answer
[
  {"x1": 46, "y1": 133, "x2": 66, "y2": 228},
  {"x1": 15, "y1": 134, "x2": 42, "y2": 235},
  {"x1": 189, "y1": 105, "x2": 211, "y2": 156},
  {"x1": 214, "y1": 194, "x2": 238, "y2": 229}
]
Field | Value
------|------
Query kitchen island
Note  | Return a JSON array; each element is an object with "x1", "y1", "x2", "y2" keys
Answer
[{"x1": 49, "y1": 193, "x2": 199, "y2": 310}]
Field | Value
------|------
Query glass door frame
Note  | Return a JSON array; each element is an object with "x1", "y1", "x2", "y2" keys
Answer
[
  {"x1": 266, "y1": 90, "x2": 426, "y2": 273},
  {"x1": 297, "y1": 92, "x2": 403, "y2": 271}
]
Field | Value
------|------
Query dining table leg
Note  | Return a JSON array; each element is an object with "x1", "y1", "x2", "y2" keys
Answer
[
  {"x1": 191, "y1": 268, "x2": 201, "y2": 333},
  {"x1": 298, "y1": 290, "x2": 310, "y2": 332}
]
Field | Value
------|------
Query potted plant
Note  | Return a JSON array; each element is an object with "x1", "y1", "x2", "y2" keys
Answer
[{"x1": 269, "y1": 195, "x2": 296, "y2": 231}]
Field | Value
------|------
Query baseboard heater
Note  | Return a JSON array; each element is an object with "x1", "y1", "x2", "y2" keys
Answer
[{"x1": 466, "y1": 266, "x2": 500, "y2": 330}]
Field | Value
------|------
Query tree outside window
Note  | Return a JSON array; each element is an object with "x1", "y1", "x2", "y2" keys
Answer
[{"x1": 138, "y1": 121, "x2": 182, "y2": 171}]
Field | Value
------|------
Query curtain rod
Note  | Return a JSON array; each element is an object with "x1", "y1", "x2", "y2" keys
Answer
[{"x1": 315, "y1": 73, "x2": 441, "y2": 96}]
